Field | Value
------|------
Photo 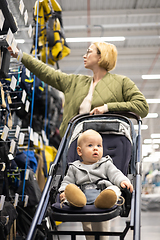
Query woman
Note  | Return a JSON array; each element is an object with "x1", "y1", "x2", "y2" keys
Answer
[
  {"x1": 8, "y1": 42, "x2": 149, "y2": 138},
  {"x1": 8, "y1": 42, "x2": 148, "y2": 240}
]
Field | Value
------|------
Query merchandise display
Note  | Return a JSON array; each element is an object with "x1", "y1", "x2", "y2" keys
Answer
[{"x1": 0, "y1": 0, "x2": 64, "y2": 239}]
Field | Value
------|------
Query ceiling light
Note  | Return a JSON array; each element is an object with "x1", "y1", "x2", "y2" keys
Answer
[
  {"x1": 142, "y1": 75, "x2": 160, "y2": 79},
  {"x1": 151, "y1": 133, "x2": 160, "y2": 138},
  {"x1": 144, "y1": 139, "x2": 152, "y2": 144},
  {"x1": 146, "y1": 113, "x2": 158, "y2": 118},
  {"x1": 144, "y1": 139, "x2": 160, "y2": 144},
  {"x1": 153, "y1": 139, "x2": 160, "y2": 144},
  {"x1": 66, "y1": 36, "x2": 125, "y2": 43},
  {"x1": 134, "y1": 125, "x2": 148, "y2": 130},
  {"x1": 142, "y1": 144, "x2": 159, "y2": 150},
  {"x1": 142, "y1": 144, "x2": 160, "y2": 158},
  {"x1": 143, "y1": 152, "x2": 160, "y2": 162},
  {"x1": 146, "y1": 99, "x2": 160, "y2": 103}
]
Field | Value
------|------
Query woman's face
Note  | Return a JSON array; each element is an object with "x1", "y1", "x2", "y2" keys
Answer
[{"x1": 83, "y1": 44, "x2": 101, "y2": 70}]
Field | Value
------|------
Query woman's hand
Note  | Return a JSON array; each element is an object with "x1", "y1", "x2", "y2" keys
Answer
[
  {"x1": 7, "y1": 46, "x2": 19, "y2": 58},
  {"x1": 90, "y1": 104, "x2": 108, "y2": 115},
  {"x1": 120, "y1": 181, "x2": 133, "y2": 193}
]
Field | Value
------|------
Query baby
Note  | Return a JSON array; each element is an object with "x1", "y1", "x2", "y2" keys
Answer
[{"x1": 59, "y1": 129, "x2": 133, "y2": 209}]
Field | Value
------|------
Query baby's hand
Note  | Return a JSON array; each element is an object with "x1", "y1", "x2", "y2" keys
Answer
[
  {"x1": 120, "y1": 181, "x2": 133, "y2": 193},
  {"x1": 60, "y1": 191, "x2": 66, "y2": 202}
]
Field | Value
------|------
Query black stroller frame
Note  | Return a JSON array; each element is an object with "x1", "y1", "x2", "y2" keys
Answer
[{"x1": 26, "y1": 112, "x2": 142, "y2": 240}]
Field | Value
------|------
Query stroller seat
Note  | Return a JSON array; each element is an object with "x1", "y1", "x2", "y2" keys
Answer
[{"x1": 52, "y1": 115, "x2": 133, "y2": 222}]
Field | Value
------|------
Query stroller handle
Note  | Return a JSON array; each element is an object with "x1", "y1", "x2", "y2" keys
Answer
[{"x1": 69, "y1": 111, "x2": 141, "y2": 124}]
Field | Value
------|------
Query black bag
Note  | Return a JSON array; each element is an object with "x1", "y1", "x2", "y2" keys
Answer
[
  {"x1": 0, "y1": 142, "x2": 10, "y2": 199},
  {"x1": 17, "y1": 169, "x2": 41, "y2": 207},
  {"x1": 16, "y1": 205, "x2": 48, "y2": 240},
  {"x1": 0, "y1": 201, "x2": 18, "y2": 240}
]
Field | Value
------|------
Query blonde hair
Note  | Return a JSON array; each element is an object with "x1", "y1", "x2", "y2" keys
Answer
[
  {"x1": 77, "y1": 129, "x2": 102, "y2": 146},
  {"x1": 93, "y1": 42, "x2": 117, "y2": 71}
]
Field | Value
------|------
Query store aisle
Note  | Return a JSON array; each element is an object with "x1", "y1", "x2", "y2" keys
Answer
[
  {"x1": 109, "y1": 211, "x2": 160, "y2": 239},
  {"x1": 55, "y1": 211, "x2": 160, "y2": 239}
]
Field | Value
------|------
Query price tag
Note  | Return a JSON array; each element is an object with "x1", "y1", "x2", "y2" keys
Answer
[
  {"x1": 0, "y1": 195, "x2": 5, "y2": 211},
  {"x1": 17, "y1": 49, "x2": 23, "y2": 63},
  {"x1": 0, "y1": 10, "x2": 4, "y2": 31},
  {"x1": 18, "y1": 132, "x2": 25, "y2": 145},
  {"x1": 25, "y1": 100, "x2": 30, "y2": 112},
  {"x1": 11, "y1": 38, "x2": 17, "y2": 54},
  {"x1": 24, "y1": 9, "x2": 28, "y2": 26},
  {"x1": 14, "y1": 193, "x2": 19, "y2": 207},
  {"x1": 34, "y1": 132, "x2": 39, "y2": 146},
  {"x1": 10, "y1": 75, "x2": 17, "y2": 91},
  {"x1": 9, "y1": 139, "x2": 16, "y2": 154},
  {"x1": 24, "y1": 195, "x2": 29, "y2": 207},
  {"x1": 19, "y1": 0, "x2": 24, "y2": 15},
  {"x1": 15, "y1": 125, "x2": 20, "y2": 139},
  {"x1": 41, "y1": 130, "x2": 47, "y2": 143},
  {"x1": 28, "y1": 127, "x2": 34, "y2": 142},
  {"x1": 8, "y1": 154, "x2": 14, "y2": 161},
  {"x1": 21, "y1": 90, "x2": 27, "y2": 104},
  {"x1": 6, "y1": 28, "x2": 14, "y2": 46},
  {"x1": 26, "y1": 68, "x2": 30, "y2": 78},
  {"x1": 28, "y1": 24, "x2": 33, "y2": 38},
  {"x1": 25, "y1": 169, "x2": 29, "y2": 180},
  {"x1": 1, "y1": 125, "x2": 9, "y2": 141}
]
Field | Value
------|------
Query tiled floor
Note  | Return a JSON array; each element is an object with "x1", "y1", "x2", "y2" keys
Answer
[{"x1": 55, "y1": 210, "x2": 160, "y2": 239}]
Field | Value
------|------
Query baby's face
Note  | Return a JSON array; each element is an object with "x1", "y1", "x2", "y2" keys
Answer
[{"x1": 77, "y1": 133, "x2": 103, "y2": 164}]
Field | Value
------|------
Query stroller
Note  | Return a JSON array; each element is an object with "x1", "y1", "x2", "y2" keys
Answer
[{"x1": 26, "y1": 112, "x2": 142, "y2": 240}]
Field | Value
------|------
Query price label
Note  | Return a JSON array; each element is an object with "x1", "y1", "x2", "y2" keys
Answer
[
  {"x1": 22, "y1": 90, "x2": 27, "y2": 104},
  {"x1": 26, "y1": 68, "x2": 30, "y2": 78},
  {"x1": 6, "y1": 28, "x2": 13, "y2": 46},
  {"x1": 34, "y1": 132, "x2": 39, "y2": 146},
  {"x1": 1, "y1": 125, "x2": 9, "y2": 141},
  {"x1": 28, "y1": 24, "x2": 33, "y2": 38},
  {"x1": 9, "y1": 139, "x2": 16, "y2": 154},
  {"x1": 15, "y1": 125, "x2": 20, "y2": 139},
  {"x1": 17, "y1": 49, "x2": 23, "y2": 63},
  {"x1": 10, "y1": 75, "x2": 17, "y2": 91},
  {"x1": 24, "y1": 9, "x2": 28, "y2": 26},
  {"x1": 18, "y1": 132, "x2": 25, "y2": 145},
  {"x1": 0, "y1": 10, "x2": 4, "y2": 30},
  {"x1": 19, "y1": 0, "x2": 24, "y2": 15},
  {"x1": 25, "y1": 100, "x2": 30, "y2": 112}
]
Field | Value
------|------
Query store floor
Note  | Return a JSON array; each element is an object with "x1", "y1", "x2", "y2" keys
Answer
[{"x1": 55, "y1": 210, "x2": 160, "y2": 239}]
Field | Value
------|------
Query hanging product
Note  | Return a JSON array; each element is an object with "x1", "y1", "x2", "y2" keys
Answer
[
  {"x1": 17, "y1": 169, "x2": 41, "y2": 207},
  {"x1": 0, "y1": 46, "x2": 11, "y2": 78},
  {"x1": 0, "y1": 141, "x2": 10, "y2": 199},
  {"x1": 0, "y1": 201, "x2": 18, "y2": 240},
  {"x1": 31, "y1": 0, "x2": 70, "y2": 65},
  {"x1": 41, "y1": 145, "x2": 57, "y2": 174},
  {"x1": 0, "y1": 0, "x2": 17, "y2": 35}
]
